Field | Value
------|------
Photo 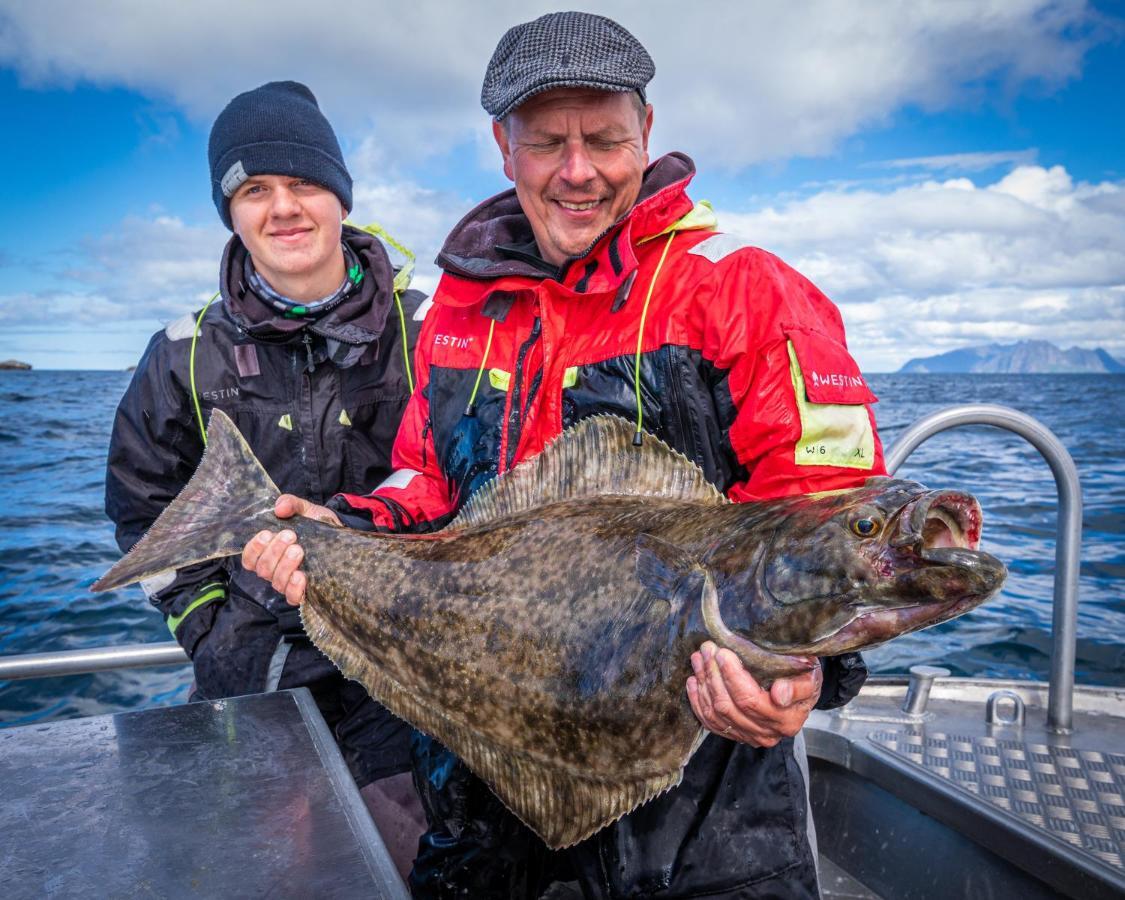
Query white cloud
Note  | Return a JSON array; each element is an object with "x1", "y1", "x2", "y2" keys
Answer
[
  {"x1": 0, "y1": 290, "x2": 123, "y2": 326},
  {"x1": 719, "y1": 165, "x2": 1125, "y2": 370},
  {"x1": 347, "y1": 137, "x2": 479, "y2": 290},
  {"x1": 0, "y1": 0, "x2": 1117, "y2": 372},
  {"x1": 0, "y1": 0, "x2": 1106, "y2": 169},
  {"x1": 56, "y1": 215, "x2": 227, "y2": 320},
  {"x1": 871, "y1": 150, "x2": 1040, "y2": 172},
  {"x1": 0, "y1": 213, "x2": 223, "y2": 366}
]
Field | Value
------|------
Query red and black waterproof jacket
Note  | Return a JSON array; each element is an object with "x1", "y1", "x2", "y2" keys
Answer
[{"x1": 334, "y1": 154, "x2": 881, "y2": 897}]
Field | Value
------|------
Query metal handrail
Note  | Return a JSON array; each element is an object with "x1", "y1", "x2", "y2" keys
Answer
[
  {"x1": 0, "y1": 642, "x2": 188, "y2": 681},
  {"x1": 886, "y1": 403, "x2": 1082, "y2": 734}
]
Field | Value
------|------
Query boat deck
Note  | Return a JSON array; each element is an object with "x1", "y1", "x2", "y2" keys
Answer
[
  {"x1": 819, "y1": 855, "x2": 881, "y2": 899},
  {"x1": 0, "y1": 689, "x2": 408, "y2": 899},
  {"x1": 806, "y1": 675, "x2": 1125, "y2": 899}
]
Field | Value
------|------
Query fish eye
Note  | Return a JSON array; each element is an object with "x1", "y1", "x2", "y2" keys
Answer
[{"x1": 851, "y1": 516, "x2": 882, "y2": 538}]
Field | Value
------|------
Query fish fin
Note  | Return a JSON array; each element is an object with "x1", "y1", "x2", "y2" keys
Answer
[
  {"x1": 473, "y1": 747, "x2": 689, "y2": 849},
  {"x1": 634, "y1": 533, "x2": 700, "y2": 602},
  {"x1": 575, "y1": 542, "x2": 692, "y2": 699},
  {"x1": 93, "y1": 409, "x2": 281, "y2": 592},
  {"x1": 302, "y1": 595, "x2": 702, "y2": 849},
  {"x1": 450, "y1": 416, "x2": 726, "y2": 530}
]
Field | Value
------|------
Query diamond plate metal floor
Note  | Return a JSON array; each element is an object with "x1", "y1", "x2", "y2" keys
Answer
[{"x1": 870, "y1": 729, "x2": 1125, "y2": 871}]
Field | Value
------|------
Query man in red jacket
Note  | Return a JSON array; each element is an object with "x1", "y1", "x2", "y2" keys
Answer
[{"x1": 247, "y1": 12, "x2": 882, "y2": 897}]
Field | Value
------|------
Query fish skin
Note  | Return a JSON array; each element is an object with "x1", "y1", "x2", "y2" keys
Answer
[
  {"x1": 94, "y1": 410, "x2": 1006, "y2": 847},
  {"x1": 298, "y1": 497, "x2": 715, "y2": 778}
]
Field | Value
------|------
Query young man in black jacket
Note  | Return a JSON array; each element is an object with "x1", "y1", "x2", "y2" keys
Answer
[{"x1": 104, "y1": 80, "x2": 426, "y2": 874}]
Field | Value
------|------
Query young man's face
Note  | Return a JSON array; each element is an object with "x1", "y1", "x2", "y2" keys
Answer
[
  {"x1": 494, "y1": 89, "x2": 652, "y2": 267},
  {"x1": 229, "y1": 175, "x2": 345, "y2": 298}
]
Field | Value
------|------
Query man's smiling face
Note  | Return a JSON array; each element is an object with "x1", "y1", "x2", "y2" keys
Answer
[{"x1": 494, "y1": 88, "x2": 652, "y2": 267}]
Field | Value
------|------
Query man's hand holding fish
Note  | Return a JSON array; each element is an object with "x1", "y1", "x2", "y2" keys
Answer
[
  {"x1": 242, "y1": 495, "x2": 337, "y2": 606},
  {"x1": 688, "y1": 641, "x2": 824, "y2": 747}
]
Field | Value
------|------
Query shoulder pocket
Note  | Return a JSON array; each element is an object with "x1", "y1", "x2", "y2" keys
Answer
[{"x1": 785, "y1": 327, "x2": 877, "y2": 470}]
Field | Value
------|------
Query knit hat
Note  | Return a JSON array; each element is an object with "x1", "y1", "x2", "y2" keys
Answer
[
  {"x1": 208, "y1": 81, "x2": 352, "y2": 229},
  {"x1": 481, "y1": 11, "x2": 654, "y2": 120}
]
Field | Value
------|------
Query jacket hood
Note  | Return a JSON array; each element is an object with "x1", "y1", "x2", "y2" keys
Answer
[
  {"x1": 436, "y1": 152, "x2": 696, "y2": 283},
  {"x1": 221, "y1": 224, "x2": 398, "y2": 345}
]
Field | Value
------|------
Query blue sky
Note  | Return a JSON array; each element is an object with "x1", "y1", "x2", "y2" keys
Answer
[{"x1": 1, "y1": 0, "x2": 1122, "y2": 371}]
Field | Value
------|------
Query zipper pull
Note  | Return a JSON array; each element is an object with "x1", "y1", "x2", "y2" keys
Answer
[{"x1": 302, "y1": 332, "x2": 316, "y2": 373}]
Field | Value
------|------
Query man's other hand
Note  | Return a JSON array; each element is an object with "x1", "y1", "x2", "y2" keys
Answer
[
  {"x1": 686, "y1": 641, "x2": 822, "y2": 746},
  {"x1": 240, "y1": 494, "x2": 341, "y2": 606}
]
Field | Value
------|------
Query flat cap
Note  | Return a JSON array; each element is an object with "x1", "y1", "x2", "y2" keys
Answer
[{"x1": 481, "y1": 11, "x2": 654, "y2": 120}]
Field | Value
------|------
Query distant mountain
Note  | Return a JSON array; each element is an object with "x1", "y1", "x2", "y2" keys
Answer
[
  {"x1": 898, "y1": 340, "x2": 1125, "y2": 374},
  {"x1": 0, "y1": 359, "x2": 31, "y2": 370}
]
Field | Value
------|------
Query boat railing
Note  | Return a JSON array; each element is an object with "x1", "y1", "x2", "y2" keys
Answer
[
  {"x1": 885, "y1": 403, "x2": 1082, "y2": 734},
  {"x1": 0, "y1": 641, "x2": 188, "y2": 682},
  {"x1": 0, "y1": 404, "x2": 1084, "y2": 733}
]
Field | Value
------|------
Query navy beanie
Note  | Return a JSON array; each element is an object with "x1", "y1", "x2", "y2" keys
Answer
[{"x1": 208, "y1": 81, "x2": 353, "y2": 230}]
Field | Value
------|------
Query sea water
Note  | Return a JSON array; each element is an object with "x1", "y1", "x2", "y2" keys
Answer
[{"x1": 0, "y1": 369, "x2": 1122, "y2": 726}]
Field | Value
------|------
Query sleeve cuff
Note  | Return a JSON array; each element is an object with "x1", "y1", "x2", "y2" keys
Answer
[
  {"x1": 166, "y1": 582, "x2": 226, "y2": 658},
  {"x1": 327, "y1": 494, "x2": 379, "y2": 531},
  {"x1": 815, "y1": 652, "x2": 868, "y2": 710}
]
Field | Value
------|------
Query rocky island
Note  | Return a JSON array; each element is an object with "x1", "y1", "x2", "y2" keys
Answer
[
  {"x1": 0, "y1": 360, "x2": 32, "y2": 370},
  {"x1": 898, "y1": 340, "x2": 1124, "y2": 374}
]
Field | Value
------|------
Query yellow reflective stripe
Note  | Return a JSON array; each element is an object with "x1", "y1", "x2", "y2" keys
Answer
[
  {"x1": 640, "y1": 200, "x2": 718, "y2": 243},
  {"x1": 393, "y1": 290, "x2": 415, "y2": 393},
  {"x1": 343, "y1": 220, "x2": 417, "y2": 392},
  {"x1": 278, "y1": 414, "x2": 293, "y2": 431},
  {"x1": 489, "y1": 368, "x2": 511, "y2": 391},
  {"x1": 562, "y1": 367, "x2": 578, "y2": 389},
  {"x1": 166, "y1": 583, "x2": 226, "y2": 637},
  {"x1": 189, "y1": 291, "x2": 222, "y2": 446},
  {"x1": 635, "y1": 233, "x2": 677, "y2": 436},
  {"x1": 466, "y1": 319, "x2": 497, "y2": 411},
  {"x1": 787, "y1": 342, "x2": 875, "y2": 469}
]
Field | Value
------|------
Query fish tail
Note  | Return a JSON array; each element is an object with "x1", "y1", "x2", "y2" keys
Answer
[{"x1": 94, "y1": 409, "x2": 281, "y2": 592}]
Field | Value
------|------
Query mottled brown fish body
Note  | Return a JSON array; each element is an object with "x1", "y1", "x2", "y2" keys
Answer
[
  {"x1": 294, "y1": 499, "x2": 714, "y2": 783},
  {"x1": 93, "y1": 411, "x2": 1006, "y2": 847}
]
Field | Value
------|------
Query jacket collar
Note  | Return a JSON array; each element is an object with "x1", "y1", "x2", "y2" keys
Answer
[
  {"x1": 221, "y1": 224, "x2": 397, "y2": 345},
  {"x1": 435, "y1": 152, "x2": 697, "y2": 304}
]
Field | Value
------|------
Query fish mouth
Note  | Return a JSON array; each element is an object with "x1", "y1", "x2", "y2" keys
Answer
[
  {"x1": 807, "y1": 591, "x2": 987, "y2": 656},
  {"x1": 887, "y1": 489, "x2": 1006, "y2": 603},
  {"x1": 804, "y1": 529, "x2": 1007, "y2": 657},
  {"x1": 892, "y1": 490, "x2": 983, "y2": 555}
]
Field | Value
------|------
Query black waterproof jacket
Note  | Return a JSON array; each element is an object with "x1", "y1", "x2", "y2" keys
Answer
[{"x1": 105, "y1": 225, "x2": 424, "y2": 784}]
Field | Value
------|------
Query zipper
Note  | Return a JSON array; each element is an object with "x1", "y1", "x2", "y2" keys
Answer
[
  {"x1": 420, "y1": 416, "x2": 433, "y2": 471},
  {"x1": 524, "y1": 369, "x2": 543, "y2": 421},
  {"x1": 302, "y1": 332, "x2": 316, "y2": 374},
  {"x1": 558, "y1": 225, "x2": 618, "y2": 283},
  {"x1": 503, "y1": 317, "x2": 542, "y2": 472},
  {"x1": 297, "y1": 331, "x2": 329, "y2": 500},
  {"x1": 662, "y1": 347, "x2": 692, "y2": 453}
]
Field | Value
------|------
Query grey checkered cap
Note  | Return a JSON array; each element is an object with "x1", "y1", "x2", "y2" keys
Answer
[{"x1": 481, "y1": 11, "x2": 655, "y2": 120}]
